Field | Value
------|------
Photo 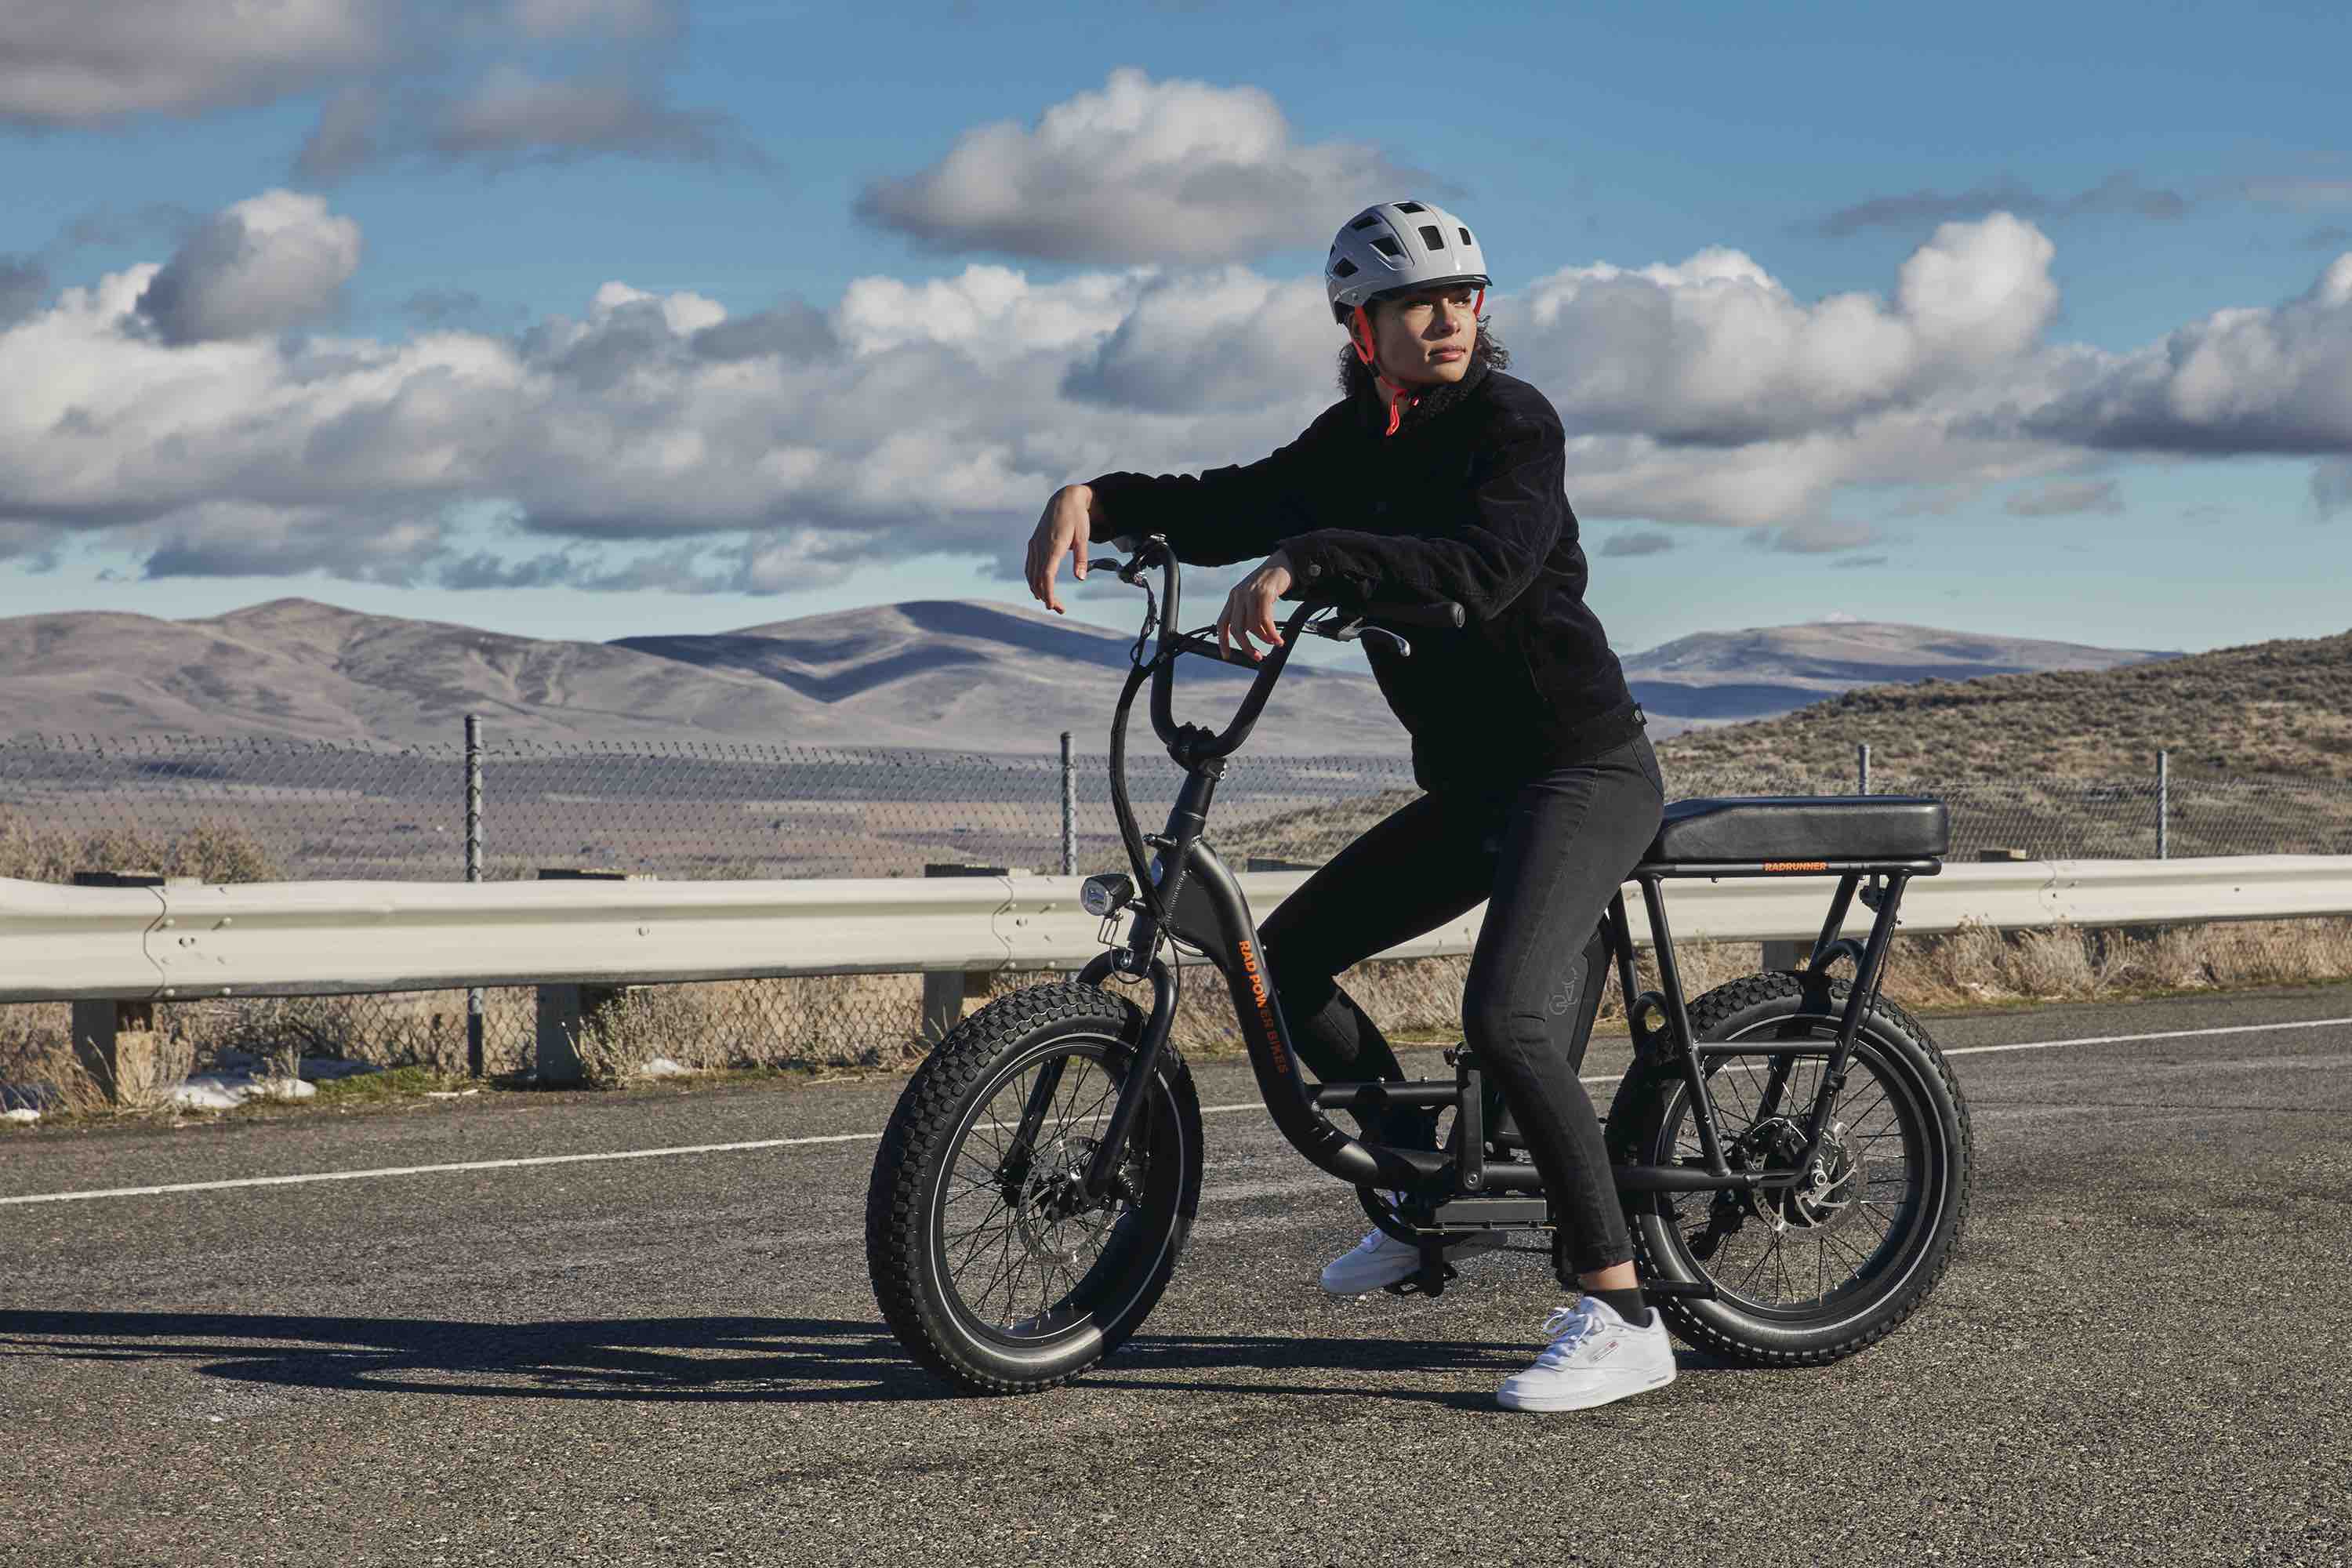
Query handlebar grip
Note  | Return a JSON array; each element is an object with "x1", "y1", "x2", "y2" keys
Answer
[{"x1": 1363, "y1": 599, "x2": 1465, "y2": 630}]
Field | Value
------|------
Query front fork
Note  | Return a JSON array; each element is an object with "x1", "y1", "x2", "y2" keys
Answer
[{"x1": 1072, "y1": 953, "x2": 1178, "y2": 1202}]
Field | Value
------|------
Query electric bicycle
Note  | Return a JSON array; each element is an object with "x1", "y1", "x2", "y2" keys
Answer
[{"x1": 865, "y1": 535, "x2": 1972, "y2": 1393}]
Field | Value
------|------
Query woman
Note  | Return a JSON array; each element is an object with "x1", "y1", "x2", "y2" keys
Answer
[{"x1": 1024, "y1": 201, "x2": 1672, "y2": 1413}]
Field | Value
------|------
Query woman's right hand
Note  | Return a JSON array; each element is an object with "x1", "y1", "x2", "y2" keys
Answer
[{"x1": 1025, "y1": 484, "x2": 1101, "y2": 615}]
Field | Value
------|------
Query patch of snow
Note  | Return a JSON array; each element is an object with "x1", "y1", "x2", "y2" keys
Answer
[
  {"x1": 171, "y1": 1073, "x2": 318, "y2": 1112},
  {"x1": 2, "y1": 1083, "x2": 62, "y2": 1112},
  {"x1": 424, "y1": 1087, "x2": 482, "y2": 1099},
  {"x1": 634, "y1": 1057, "x2": 694, "y2": 1079},
  {"x1": 4, "y1": 1107, "x2": 38, "y2": 1125}
]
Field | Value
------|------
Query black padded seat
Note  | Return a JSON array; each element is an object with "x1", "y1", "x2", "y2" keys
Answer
[{"x1": 1643, "y1": 795, "x2": 1948, "y2": 865}]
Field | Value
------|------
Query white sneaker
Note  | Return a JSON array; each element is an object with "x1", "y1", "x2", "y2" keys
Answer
[
  {"x1": 1495, "y1": 1296, "x2": 1677, "y2": 1412},
  {"x1": 1319, "y1": 1197, "x2": 1504, "y2": 1297}
]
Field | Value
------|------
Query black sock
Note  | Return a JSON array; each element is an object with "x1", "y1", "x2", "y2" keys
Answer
[{"x1": 1591, "y1": 1286, "x2": 1650, "y2": 1327}]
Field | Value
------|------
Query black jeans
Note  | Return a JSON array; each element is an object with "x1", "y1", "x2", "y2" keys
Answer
[{"x1": 1258, "y1": 733, "x2": 1666, "y2": 1280}]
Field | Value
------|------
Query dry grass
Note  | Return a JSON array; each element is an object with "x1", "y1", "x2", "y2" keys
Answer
[
  {"x1": 1653, "y1": 628, "x2": 2352, "y2": 783},
  {"x1": 0, "y1": 813, "x2": 281, "y2": 884},
  {"x1": 0, "y1": 1016, "x2": 194, "y2": 1115},
  {"x1": 569, "y1": 975, "x2": 930, "y2": 1081}
]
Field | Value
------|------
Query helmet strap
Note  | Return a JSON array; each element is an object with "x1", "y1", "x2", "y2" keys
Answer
[{"x1": 1350, "y1": 303, "x2": 1417, "y2": 437}]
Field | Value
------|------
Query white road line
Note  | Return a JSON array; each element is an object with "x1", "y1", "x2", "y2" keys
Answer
[{"x1": 4, "y1": 1014, "x2": 2346, "y2": 1210}]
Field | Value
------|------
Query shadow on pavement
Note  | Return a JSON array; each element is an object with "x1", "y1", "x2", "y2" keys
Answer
[{"x1": 0, "y1": 1310, "x2": 1742, "y2": 1407}]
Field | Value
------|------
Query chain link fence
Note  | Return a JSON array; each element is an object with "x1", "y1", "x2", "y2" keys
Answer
[{"x1": 6, "y1": 728, "x2": 2351, "y2": 1094}]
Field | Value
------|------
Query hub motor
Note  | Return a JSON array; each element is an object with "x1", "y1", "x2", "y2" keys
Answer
[{"x1": 1730, "y1": 1116, "x2": 1862, "y2": 1232}]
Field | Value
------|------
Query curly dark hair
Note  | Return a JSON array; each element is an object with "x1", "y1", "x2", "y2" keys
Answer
[{"x1": 1335, "y1": 312, "x2": 1511, "y2": 398}]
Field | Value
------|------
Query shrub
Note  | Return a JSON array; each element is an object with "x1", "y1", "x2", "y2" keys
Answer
[{"x1": 0, "y1": 812, "x2": 280, "y2": 884}]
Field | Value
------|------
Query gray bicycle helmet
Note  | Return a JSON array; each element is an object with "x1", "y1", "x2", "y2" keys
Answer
[{"x1": 1325, "y1": 199, "x2": 1491, "y2": 325}]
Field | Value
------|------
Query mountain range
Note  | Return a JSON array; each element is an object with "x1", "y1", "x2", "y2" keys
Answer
[{"x1": 0, "y1": 597, "x2": 2175, "y2": 753}]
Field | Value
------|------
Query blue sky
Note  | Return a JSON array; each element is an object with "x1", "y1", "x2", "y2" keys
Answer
[{"x1": 3, "y1": 0, "x2": 2350, "y2": 659}]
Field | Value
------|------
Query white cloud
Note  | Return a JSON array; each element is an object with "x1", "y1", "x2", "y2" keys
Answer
[
  {"x1": 1060, "y1": 269, "x2": 1334, "y2": 413},
  {"x1": 2005, "y1": 477, "x2": 2123, "y2": 517},
  {"x1": 1, "y1": 0, "x2": 732, "y2": 176},
  {"x1": 2021, "y1": 253, "x2": 2352, "y2": 455},
  {"x1": 0, "y1": 0, "x2": 393, "y2": 125},
  {"x1": 1512, "y1": 214, "x2": 2059, "y2": 446},
  {"x1": 428, "y1": 67, "x2": 724, "y2": 163},
  {"x1": 135, "y1": 191, "x2": 362, "y2": 345},
  {"x1": 855, "y1": 67, "x2": 1426, "y2": 264},
  {"x1": 837, "y1": 266, "x2": 1140, "y2": 358},
  {"x1": 4, "y1": 201, "x2": 2350, "y2": 592}
]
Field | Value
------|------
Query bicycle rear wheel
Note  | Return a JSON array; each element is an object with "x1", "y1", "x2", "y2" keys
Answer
[
  {"x1": 866, "y1": 982, "x2": 1203, "y2": 1394},
  {"x1": 1606, "y1": 971, "x2": 1971, "y2": 1367}
]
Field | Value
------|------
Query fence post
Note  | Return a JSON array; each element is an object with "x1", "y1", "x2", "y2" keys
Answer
[
  {"x1": 69, "y1": 870, "x2": 165, "y2": 1105},
  {"x1": 1060, "y1": 731, "x2": 1078, "y2": 877},
  {"x1": 2158, "y1": 750, "x2": 2169, "y2": 860},
  {"x1": 533, "y1": 868, "x2": 648, "y2": 1082},
  {"x1": 465, "y1": 714, "x2": 485, "y2": 1077},
  {"x1": 921, "y1": 863, "x2": 1020, "y2": 1044},
  {"x1": 1857, "y1": 742, "x2": 1871, "y2": 795}
]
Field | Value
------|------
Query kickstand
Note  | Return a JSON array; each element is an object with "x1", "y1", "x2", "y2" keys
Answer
[{"x1": 1382, "y1": 1241, "x2": 1459, "y2": 1299}]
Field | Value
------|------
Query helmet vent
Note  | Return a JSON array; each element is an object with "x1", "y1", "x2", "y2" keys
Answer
[
  {"x1": 1395, "y1": 201, "x2": 1426, "y2": 213},
  {"x1": 1458, "y1": 227, "x2": 1474, "y2": 245},
  {"x1": 1418, "y1": 224, "x2": 1445, "y2": 249},
  {"x1": 1330, "y1": 257, "x2": 1358, "y2": 278},
  {"x1": 1350, "y1": 215, "x2": 1382, "y2": 230},
  {"x1": 1370, "y1": 235, "x2": 1403, "y2": 258}
]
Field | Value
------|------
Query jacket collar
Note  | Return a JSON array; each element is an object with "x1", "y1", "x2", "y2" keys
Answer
[{"x1": 1357, "y1": 355, "x2": 1494, "y2": 437}]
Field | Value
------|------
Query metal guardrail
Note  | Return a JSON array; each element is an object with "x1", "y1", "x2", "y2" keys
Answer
[{"x1": 6, "y1": 855, "x2": 2350, "y2": 1006}]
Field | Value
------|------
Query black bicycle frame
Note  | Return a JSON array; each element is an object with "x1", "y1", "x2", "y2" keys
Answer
[{"x1": 1073, "y1": 537, "x2": 1940, "y2": 1235}]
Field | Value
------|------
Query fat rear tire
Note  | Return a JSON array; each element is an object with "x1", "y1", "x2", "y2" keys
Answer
[
  {"x1": 1606, "y1": 971, "x2": 1971, "y2": 1367},
  {"x1": 865, "y1": 982, "x2": 1202, "y2": 1395}
]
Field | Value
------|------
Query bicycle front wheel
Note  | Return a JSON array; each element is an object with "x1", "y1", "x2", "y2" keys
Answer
[{"x1": 865, "y1": 982, "x2": 1203, "y2": 1394}]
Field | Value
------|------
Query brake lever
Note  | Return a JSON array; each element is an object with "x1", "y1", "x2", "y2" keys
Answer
[{"x1": 1308, "y1": 614, "x2": 1412, "y2": 658}]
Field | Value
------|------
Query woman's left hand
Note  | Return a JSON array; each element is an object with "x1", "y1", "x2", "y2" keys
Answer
[{"x1": 1218, "y1": 550, "x2": 1295, "y2": 662}]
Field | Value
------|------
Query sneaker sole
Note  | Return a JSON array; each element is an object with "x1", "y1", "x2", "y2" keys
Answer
[
  {"x1": 1318, "y1": 1236, "x2": 1507, "y2": 1298},
  {"x1": 1495, "y1": 1364, "x2": 1676, "y2": 1413}
]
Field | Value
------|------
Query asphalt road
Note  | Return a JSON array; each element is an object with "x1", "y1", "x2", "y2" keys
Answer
[{"x1": 4, "y1": 984, "x2": 2350, "y2": 1567}]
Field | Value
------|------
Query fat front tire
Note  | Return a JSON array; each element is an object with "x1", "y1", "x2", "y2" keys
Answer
[
  {"x1": 865, "y1": 982, "x2": 1203, "y2": 1395},
  {"x1": 1606, "y1": 971, "x2": 1972, "y2": 1367}
]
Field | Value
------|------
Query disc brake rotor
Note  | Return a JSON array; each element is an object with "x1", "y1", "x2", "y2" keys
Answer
[{"x1": 1010, "y1": 1134, "x2": 1117, "y2": 1269}]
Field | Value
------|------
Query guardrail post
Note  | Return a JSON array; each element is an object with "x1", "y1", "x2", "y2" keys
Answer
[
  {"x1": 533, "y1": 869, "x2": 649, "y2": 1083},
  {"x1": 1060, "y1": 731, "x2": 1078, "y2": 877},
  {"x1": 1857, "y1": 742, "x2": 1871, "y2": 795},
  {"x1": 69, "y1": 870, "x2": 165, "y2": 1105},
  {"x1": 921, "y1": 863, "x2": 1019, "y2": 1044},
  {"x1": 2157, "y1": 750, "x2": 2170, "y2": 860},
  {"x1": 465, "y1": 714, "x2": 485, "y2": 1078}
]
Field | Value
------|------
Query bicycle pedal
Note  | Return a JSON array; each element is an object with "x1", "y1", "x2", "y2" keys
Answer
[{"x1": 1381, "y1": 1258, "x2": 1460, "y2": 1299}]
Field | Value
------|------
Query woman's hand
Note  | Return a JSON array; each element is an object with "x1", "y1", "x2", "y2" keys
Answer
[
  {"x1": 1025, "y1": 485, "x2": 1102, "y2": 615},
  {"x1": 1218, "y1": 550, "x2": 1296, "y2": 662}
]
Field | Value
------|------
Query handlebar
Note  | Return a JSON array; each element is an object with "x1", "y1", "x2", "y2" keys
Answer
[{"x1": 1096, "y1": 534, "x2": 1462, "y2": 764}]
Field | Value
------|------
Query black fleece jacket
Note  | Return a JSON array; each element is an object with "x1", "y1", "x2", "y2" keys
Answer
[{"x1": 1087, "y1": 360, "x2": 1644, "y2": 793}]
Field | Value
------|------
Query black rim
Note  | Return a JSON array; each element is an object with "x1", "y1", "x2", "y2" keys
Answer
[
  {"x1": 1649, "y1": 1021, "x2": 1936, "y2": 1319},
  {"x1": 929, "y1": 1035, "x2": 1181, "y2": 1349}
]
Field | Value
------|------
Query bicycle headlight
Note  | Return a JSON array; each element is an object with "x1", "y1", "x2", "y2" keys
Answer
[{"x1": 1080, "y1": 873, "x2": 1134, "y2": 918}]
